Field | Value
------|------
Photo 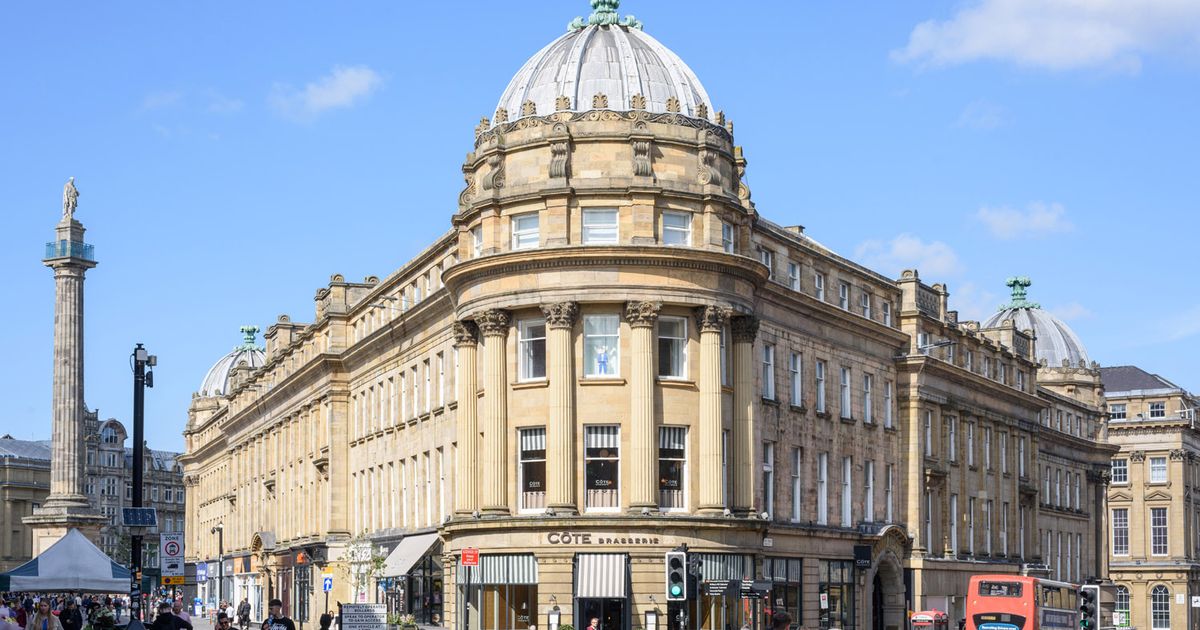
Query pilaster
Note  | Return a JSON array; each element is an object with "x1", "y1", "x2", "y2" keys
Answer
[
  {"x1": 453, "y1": 322, "x2": 480, "y2": 516},
  {"x1": 730, "y1": 315, "x2": 758, "y2": 514}
]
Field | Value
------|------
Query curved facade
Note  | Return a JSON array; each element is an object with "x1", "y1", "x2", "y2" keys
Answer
[{"x1": 181, "y1": 4, "x2": 1114, "y2": 630}]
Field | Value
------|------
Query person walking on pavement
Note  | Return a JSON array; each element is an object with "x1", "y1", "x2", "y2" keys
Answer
[
  {"x1": 58, "y1": 602, "x2": 83, "y2": 630},
  {"x1": 172, "y1": 600, "x2": 191, "y2": 625},
  {"x1": 261, "y1": 600, "x2": 295, "y2": 630},
  {"x1": 238, "y1": 599, "x2": 252, "y2": 630},
  {"x1": 150, "y1": 602, "x2": 192, "y2": 630},
  {"x1": 28, "y1": 600, "x2": 64, "y2": 630}
]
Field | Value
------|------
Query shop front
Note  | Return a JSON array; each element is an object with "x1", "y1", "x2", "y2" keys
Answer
[
  {"x1": 457, "y1": 554, "x2": 539, "y2": 630},
  {"x1": 380, "y1": 533, "x2": 444, "y2": 625},
  {"x1": 574, "y1": 554, "x2": 629, "y2": 630}
]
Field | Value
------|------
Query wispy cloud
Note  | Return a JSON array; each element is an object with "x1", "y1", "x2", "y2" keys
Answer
[
  {"x1": 951, "y1": 281, "x2": 1000, "y2": 322},
  {"x1": 140, "y1": 90, "x2": 183, "y2": 111},
  {"x1": 1051, "y1": 302, "x2": 1093, "y2": 321},
  {"x1": 1155, "y1": 304, "x2": 1200, "y2": 343},
  {"x1": 976, "y1": 201, "x2": 1074, "y2": 240},
  {"x1": 206, "y1": 92, "x2": 244, "y2": 114},
  {"x1": 956, "y1": 100, "x2": 1006, "y2": 130},
  {"x1": 270, "y1": 65, "x2": 383, "y2": 122},
  {"x1": 855, "y1": 233, "x2": 964, "y2": 278},
  {"x1": 891, "y1": 0, "x2": 1200, "y2": 73}
]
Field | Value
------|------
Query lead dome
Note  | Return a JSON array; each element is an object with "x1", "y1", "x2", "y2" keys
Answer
[
  {"x1": 982, "y1": 277, "x2": 1091, "y2": 368},
  {"x1": 198, "y1": 325, "x2": 266, "y2": 397},
  {"x1": 493, "y1": 1, "x2": 715, "y2": 126}
]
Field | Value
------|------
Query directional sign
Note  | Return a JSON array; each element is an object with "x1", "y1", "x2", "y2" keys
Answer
[
  {"x1": 160, "y1": 533, "x2": 184, "y2": 577},
  {"x1": 322, "y1": 574, "x2": 334, "y2": 593}
]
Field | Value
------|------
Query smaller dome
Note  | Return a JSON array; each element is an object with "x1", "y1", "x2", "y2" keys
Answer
[
  {"x1": 199, "y1": 326, "x2": 266, "y2": 396},
  {"x1": 982, "y1": 277, "x2": 1090, "y2": 367}
]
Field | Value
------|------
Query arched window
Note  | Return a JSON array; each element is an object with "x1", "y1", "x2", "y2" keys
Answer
[
  {"x1": 1115, "y1": 585, "x2": 1130, "y2": 615},
  {"x1": 101, "y1": 427, "x2": 119, "y2": 444},
  {"x1": 1151, "y1": 585, "x2": 1171, "y2": 630}
]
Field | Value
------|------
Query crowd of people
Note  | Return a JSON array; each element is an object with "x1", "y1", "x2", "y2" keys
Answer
[{"x1": 0, "y1": 595, "x2": 128, "y2": 630}]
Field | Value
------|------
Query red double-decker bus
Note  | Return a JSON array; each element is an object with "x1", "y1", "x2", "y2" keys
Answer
[{"x1": 965, "y1": 575, "x2": 1078, "y2": 630}]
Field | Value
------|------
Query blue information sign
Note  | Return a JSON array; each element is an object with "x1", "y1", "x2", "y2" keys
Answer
[{"x1": 323, "y1": 576, "x2": 333, "y2": 593}]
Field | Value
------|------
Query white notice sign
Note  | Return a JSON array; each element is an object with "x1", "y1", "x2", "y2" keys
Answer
[
  {"x1": 342, "y1": 604, "x2": 387, "y2": 630},
  {"x1": 1192, "y1": 595, "x2": 1200, "y2": 608},
  {"x1": 160, "y1": 533, "x2": 184, "y2": 577}
]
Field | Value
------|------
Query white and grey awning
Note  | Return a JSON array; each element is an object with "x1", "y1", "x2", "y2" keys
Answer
[
  {"x1": 520, "y1": 428, "x2": 546, "y2": 452},
  {"x1": 585, "y1": 426, "x2": 620, "y2": 448},
  {"x1": 575, "y1": 553, "x2": 627, "y2": 598},
  {"x1": 697, "y1": 553, "x2": 753, "y2": 581},
  {"x1": 659, "y1": 426, "x2": 686, "y2": 449},
  {"x1": 459, "y1": 554, "x2": 538, "y2": 585}
]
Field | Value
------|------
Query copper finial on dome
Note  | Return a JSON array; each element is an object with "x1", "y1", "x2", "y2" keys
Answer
[
  {"x1": 1002, "y1": 277, "x2": 1040, "y2": 310},
  {"x1": 569, "y1": 0, "x2": 643, "y2": 31}
]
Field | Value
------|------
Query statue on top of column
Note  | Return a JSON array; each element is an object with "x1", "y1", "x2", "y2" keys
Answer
[{"x1": 62, "y1": 177, "x2": 79, "y2": 220}]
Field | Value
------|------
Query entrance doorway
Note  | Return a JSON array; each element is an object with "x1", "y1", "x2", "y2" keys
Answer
[
  {"x1": 577, "y1": 599, "x2": 625, "y2": 630},
  {"x1": 872, "y1": 572, "x2": 884, "y2": 630}
]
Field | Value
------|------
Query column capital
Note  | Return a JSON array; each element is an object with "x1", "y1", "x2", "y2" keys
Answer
[
  {"x1": 541, "y1": 302, "x2": 579, "y2": 329},
  {"x1": 475, "y1": 309, "x2": 511, "y2": 337},
  {"x1": 1129, "y1": 450, "x2": 1145, "y2": 462},
  {"x1": 624, "y1": 301, "x2": 662, "y2": 328},
  {"x1": 730, "y1": 315, "x2": 760, "y2": 343},
  {"x1": 693, "y1": 305, "x2": 730, "y2": 333},
  {"x1": 452, "y1": 321, "x2": 480, "y2": 347}
]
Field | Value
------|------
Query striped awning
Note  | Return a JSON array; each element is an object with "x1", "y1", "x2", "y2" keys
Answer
[
  {"x1": 585, "y1": 426, "x2": 619, "y2": 448},
  {"x1": 576, "y1": 553, "x2": 627, "y2": 598},
  {"x1": 697, "y1": 553, "x2": 753, "y2": 581},
  {"x1": 520, "y1": 428, "x2": 546, "y2": 452},
  {"x1": 458, "y1": 554, "x2": 537, "y2": 585},
  {"x1": 659, "y1": 426, "x2": 687, "y2": 449}
]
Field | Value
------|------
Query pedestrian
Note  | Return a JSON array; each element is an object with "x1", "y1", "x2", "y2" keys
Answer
[
  {"x1": 28, "y1": 600, "x2": 64, "y2": 630},
  {"x1": 770, "y1": 611, "x2": 791, "y2": 630},
  {"x1": 217, "y1": 612, "x2": 234, "y2": 630},
  {"x1": 58, "y1": 602, "x2": 83, "y2": 630},
  {"x1": 586, "y1": 617, "x2": 600, "y2": 630},
  {"x1": 318, "y1": 612, "x2": 333, "y2": 630},
  {"x1": 261, "y1": 599, "x2": 295, "y2": 630},
  {"x1": 237, "y1": 599, "x2": 251, "y2": 630},
  {"x1": 172, "y1": 600, "x2": 191, "y2": 625}
]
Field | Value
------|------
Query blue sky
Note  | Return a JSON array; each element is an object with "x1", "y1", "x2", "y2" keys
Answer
[{"x1": 2, "y1": 1, "x2": 1198, "y2": 452}]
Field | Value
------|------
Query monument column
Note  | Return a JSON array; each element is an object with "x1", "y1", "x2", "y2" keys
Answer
[
  {"x1": 25, "y1": 179, "x2": 106, "y2": 554},
  {"x1": 695, "y1": 305, "x2": 729, "y2": 514},
  {"x1": 453, "y1": 321, "x2": 480, "y2": 516},
  {"x1": 541, "y1": 302, "x2": 579, "y2": 514},
  {"x1": 730, "y1": 315, "x2": 759, "y2": 515},
  {"x1": 477, "y1": 309, "x2": 512, "y2": 515},
  {"x1": 625, "y1": 301, "x2": 661, "y2": 512}
]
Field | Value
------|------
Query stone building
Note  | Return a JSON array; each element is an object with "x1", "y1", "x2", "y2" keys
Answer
[
  {"x1": 180, "y1": 3, "x2": 1114, "y2": 629},
  {"x1": 1102, "y1": 365, "x2": 1200, "y2": 630},
  {"x1": 0, "y1": 417, "x2": 185, "y2": 572}
]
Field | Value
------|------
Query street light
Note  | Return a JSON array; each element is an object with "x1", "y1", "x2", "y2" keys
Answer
[{"x1": 212, "y1": 524, "x2": 224, "y2": 607}]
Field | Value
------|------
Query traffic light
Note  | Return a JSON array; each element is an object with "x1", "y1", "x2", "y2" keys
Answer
[
  {"x1": 665, "y1": 551, "x2": 688, "y2": 601},
  {"x1": 1079, "y1": 585, "x2": 1099, "y2": 629}
]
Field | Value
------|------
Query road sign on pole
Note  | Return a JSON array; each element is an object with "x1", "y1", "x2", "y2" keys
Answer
[
  {"x1": 161, "y1": 533, "x2": 184, "y2": 577},
  {"x1": 461, "y1": 548, "x2": 480, "y2": 566},
  {"x1": 322, "y1": 573, "x2": 334, "y2": 593}
]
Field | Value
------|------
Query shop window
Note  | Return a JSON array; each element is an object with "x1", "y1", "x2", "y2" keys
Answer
[
  {"x1": 658, "y1": 427, "x2": 687, "y2": 510},
  {"x1": 459, "y1": 555, "x2": 537, "y2": 630},
  {"x1": 763, "y1": 557, "x2": 802, "y2": 628},
  {"x1": 585, "y1": 426, "x2": 620, "y2": 511},
  {"x1": 657, "y1": 317, "x2": 688, "y2": 379},
  {"x1": 518, "y1": 320, "x2": 546, "y2": 381},
  {"x1": 818, "y1": 560, "x2": 856, "y2": 629},
  {"x1": 518, "y1": 428, "x2": 546, "y2": 512},
  {"x1": 583, "y1": 315, "x2": 620, "y2": 378}
]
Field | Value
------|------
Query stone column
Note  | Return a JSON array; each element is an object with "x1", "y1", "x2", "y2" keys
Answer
[
  {"x1": 695, "y1": 305, "x2": 729, "y2": 514},
  {"x1": 542, "y1": 302, "x2": 579, "y2": 513},
  {"x1": 2, "y1": 500, "x2": 11, "y2": 558},
  {"x1": 477, "y1": 309, "x2": 512, "y2": 515},
  {"x1": 730, "y1": 315, "x2": 759, "y2": 514},
  {"x1": 453, "y1": 321, "x2": 480, "y2": 516},
  {"x1": 327, "y1": 395, "x2": 351, "y2": 536},
  {"x1": 625, "y1": 301, "x2": 662, "y2": 512}
]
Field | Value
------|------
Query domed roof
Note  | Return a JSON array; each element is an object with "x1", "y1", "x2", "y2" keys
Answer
[
  {"x1": 493, "y1": 2, "x2": 715, "y2": 126},
  {"x1": 982, "y1": 278, "x2": 1090, "y2": 368},
  {"x1": 198, "y1": 326, "x2": 266, "y2": 397}
]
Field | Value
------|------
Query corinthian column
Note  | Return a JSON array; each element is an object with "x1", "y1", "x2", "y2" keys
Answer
[
  {"x1": 625, "y1": 301, "x2": 661, "y2": 512},
  {"x1": 695, "y1": 305, "x2": 729, "y2": 514},
  {"x1": 731, "y1": 315, "x2": 759, "y2": 515},
  {"x1": 452, "y1": 321, "x2": 480, "y2": 516},
  {"x1": 542, "y1": 302, "x2": 579, "y2": 513},
  {"x1": 476, "y1": 309, "x2": 511, "y2": 515}
]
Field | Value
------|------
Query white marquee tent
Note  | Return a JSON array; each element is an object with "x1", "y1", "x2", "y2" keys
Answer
[{"x1": 0, "y1": 529, "x2": 130, "y2": 592}]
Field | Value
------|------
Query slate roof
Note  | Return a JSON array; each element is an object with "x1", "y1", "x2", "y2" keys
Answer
[
  {"x1": 0, "y1": 437, "x2": 52, "y2": 461},
  {"x1": 1101, "y1": 365, "x2": 1182, "y2": 393}
]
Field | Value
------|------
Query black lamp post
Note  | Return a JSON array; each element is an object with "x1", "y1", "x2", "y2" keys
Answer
[{"x1": 212, "y1": 524, "x2": 225, "y2": 607}]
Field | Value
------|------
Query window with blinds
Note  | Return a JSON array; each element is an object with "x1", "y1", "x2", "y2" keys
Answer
[
  {"x1": 519, "y1": 427, "x2": 546, "y2": 512},
  {"x1": 658, "y1": 426, "x2": 686, "y2": 510},
  {"x1": 585, "y1": 425, "x2": 620, "y2": 511}
]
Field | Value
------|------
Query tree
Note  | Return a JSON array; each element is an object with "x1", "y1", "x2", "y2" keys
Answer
[{"x1": 344, "y1": 532, "x2": 386, "y2": 603}]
